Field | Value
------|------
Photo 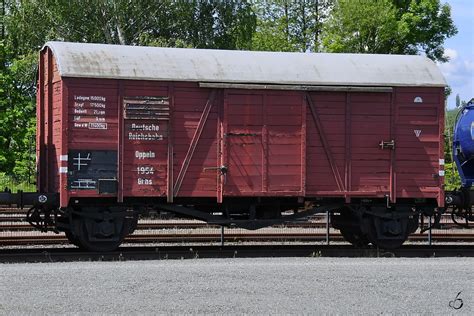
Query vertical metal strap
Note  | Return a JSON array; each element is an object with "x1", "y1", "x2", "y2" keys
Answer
[
  {"x1": 262, "y1": 93, "x2": 268, "y2": 192},
  {"x1": 344, "y1": 93, "x2": 352, "y2": 201},
  {"x1": 173, "y1": 90, "x2": 217, "y2": 197},
  {"x1": 59, "y1": 79, "x2": 69, "y2": 208},
  {"x1": 37, "y1": 51, "x2": 45, "y2": 192},
  {"x1": 46, "y1": 49, "x2": 54, "y2": 192},
  {"x1": 300, "y1": 93, "x2": 307, "y2": 196},
  {"x1": 305, "y1": 93, "x2": 345, "y2": 191},
  {"x1": 389, "y1": 90, "x2": 396, "y2": 203},
  {"x1": 218, "y1": 90, "x2": 228, "y2": 203},
  {"x1": 216, "y1": 91, "x2": 223, "y2": 203},
  {"x1": 167, "y1": 84, "x2": 175, "y2": 203},
  {"x1": 437, "y1": 88, "x2": 445, "y2": 207},
  {"x1": 117, "y1": 81, "x2": 124, "y2": 203}
]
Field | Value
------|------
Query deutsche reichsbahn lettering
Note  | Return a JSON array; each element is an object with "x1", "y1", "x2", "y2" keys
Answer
[
  {"x1": 130, "y1": 123, "x2": 160, "y2": 131},
  {"x1": 128, "y1": 132, "x2": 163, "y2": 141}
]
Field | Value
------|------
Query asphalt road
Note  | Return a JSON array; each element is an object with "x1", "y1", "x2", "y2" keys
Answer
[{"x1": 0, "y1": 257, "x2": 473, "y2": 314}]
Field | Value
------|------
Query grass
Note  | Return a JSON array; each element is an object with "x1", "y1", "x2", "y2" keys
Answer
[{"x1": 0, "y1": 172, "x2": 36, "y2": 192}]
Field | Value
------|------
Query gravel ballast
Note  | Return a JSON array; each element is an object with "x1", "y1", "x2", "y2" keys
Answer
[{"x1": 0, "y1": 257, "x2": 473, "y2": 314}]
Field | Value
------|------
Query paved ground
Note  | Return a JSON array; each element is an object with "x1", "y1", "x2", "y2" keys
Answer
[{"x1": 0, "y1": 257, "x2": 473, "y2": 314}]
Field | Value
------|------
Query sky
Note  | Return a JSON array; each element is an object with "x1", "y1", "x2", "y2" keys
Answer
[{"x1": 440, "y1": 0, "x2": 474, "y2": 109}]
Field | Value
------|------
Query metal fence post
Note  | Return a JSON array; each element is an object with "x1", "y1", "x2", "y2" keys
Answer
[
  {"x1": 428, "y1": 215, "x2": 432, "y2": 246},
  {"x1": 220, "y1": 225, "x2": 225, "y2": 247},
  {"x1": 326, "y1": 210, "x2": 330, "y2": 245}
]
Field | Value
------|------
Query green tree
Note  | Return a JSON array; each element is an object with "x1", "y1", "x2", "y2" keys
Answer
[
  {"x1": 0, "y1": 42, "x2": 36, "y2": 179},
  {"x1": 392, "y1": 0, "x2": 458, "y2": 62},
  {"x1": 252, "y1": 1, "x2": 296, "y2": 52},
  {"x1": 1, "y1": 0, "x2": 257, "y2": 178},
  {"x1": 5, "y1": 0, "x2": 256, "y2": 52},
  {"x1": 0, "y1": 0, "x2": 461, "y2": 181},
  {"x1": 252, "y1": 0, "x2": 333, "y2": 52},
  {"x1": 322, "y1": 0, "x2": 457, "y2": 62},
  {"x1": 444, "y1": 108, "x2": 461, "y2": 189},
  {"x1": 322, "y1": 0, "x2": 398, "y2": 54}
]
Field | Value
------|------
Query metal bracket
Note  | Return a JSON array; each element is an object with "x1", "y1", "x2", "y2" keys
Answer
[{"x1": 379, "y1": 139, "x2": 395, "y2": 150}]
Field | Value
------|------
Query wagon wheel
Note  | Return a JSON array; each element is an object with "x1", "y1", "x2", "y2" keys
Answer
[
  {"x1": 70, "y1": 208, "x2": 136, "y2": 252},
  {"x1": 339, "y1": 228, "x2": 369, "y2": 247},
  {"x1": 332, "y1": 207, "x2": 369, "y2": 247},
  {"x1": 64, "y1": 230, "x2": 83, "y2": 248},
  {"x1": 365, "y1": 215, "x2": 409, "y2": 250},
  {"x1": 73, "y1": 216, "x2": 124, "y2": 252}
]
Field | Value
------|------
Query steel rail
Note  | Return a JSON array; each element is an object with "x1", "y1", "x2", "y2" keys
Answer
[
  {"x1": 0, "y1": 220, "x2": 468, "y2": 231},
  {"x1": 1, "y1": 232, "x2": 474, "y2": 246}
]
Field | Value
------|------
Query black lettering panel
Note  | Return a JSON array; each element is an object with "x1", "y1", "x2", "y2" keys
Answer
[{"x1": 68, "y1": 150, "x2": 117, "y2": 191}]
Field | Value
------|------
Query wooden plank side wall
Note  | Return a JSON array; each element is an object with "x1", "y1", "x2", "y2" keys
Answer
[
  {"x1": 225, "y1": 92, "x2": 264, "y2": 194},
  {"x1": 43, "y1": 49, "x2": 51, "y2": 191},
  {"x1": 349, "y1": 92, "x2": 391, "y2": 194},
  {"x1": 394, "y1": 87, "x2": 444, "y2": 201},
  {"x1": 42, "y1": 57, "x2": 443, "y2": 206},
  {"x1": 51, "y1": 80, "x2": 62, "y2": 192},
  {"x1": 38, "y1": 48, "x2": 63, "y2": 193},
  {"x1": 36, "y1": 50, "x2": 45, "y2": 192},
  {"x1": 224, "y1": 90, "x2": 303, "y2": 196},
  {"x1": 173, "y1": 83, "x2": 218, "y2": 197},
  {"x1": 305, "y1": 92, "x2": 346, "y2": 194},
  {"x1": 51, "y1": 54, "x2": 63, "y2": 193},
  {"x1": 122, "y1": 81, "x2": 169, "y2": 196},
  {"x1": 66, "y1": 78, "x2": 118, "y2": 149},
  {"x1": 266, "y1": 92, "x2": 303, "y2": 192}
]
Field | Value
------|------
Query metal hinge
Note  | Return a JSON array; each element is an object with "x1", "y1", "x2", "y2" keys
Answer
[{"x1": 379, "y1": 140, "x2": 395, "y2": 150}]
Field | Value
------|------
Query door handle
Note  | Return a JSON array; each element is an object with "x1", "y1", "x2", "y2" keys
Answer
[
  {"x1": 379, "y1": 140, "x2": 395, "y2": 150},
  {"x1": 203, "y1": 165, "x2": 228, "y2": 174},
  {"x1": 224, "y1": 132, "x2": 258, "y2": 137}
]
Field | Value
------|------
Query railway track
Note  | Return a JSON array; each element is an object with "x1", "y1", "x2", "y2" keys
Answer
[
  {"x1": 0, "y1": 221, "x2": 468, "y2": 231},
  {"x1": 1, "y1": 207, "x2": 473, "y2": 247},
  {"x1": 1, "y1": 232, "x2": 474, "y2": 246}
]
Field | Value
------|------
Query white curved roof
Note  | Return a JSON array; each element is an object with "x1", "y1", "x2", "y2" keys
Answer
[{"x1": 44, "y1": 41, "x2": 446, "y2": 87}]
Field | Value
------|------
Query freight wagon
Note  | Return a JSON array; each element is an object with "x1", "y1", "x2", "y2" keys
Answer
[{"x1": 0, "y1": 42, "x2": 452, "y2": 250}]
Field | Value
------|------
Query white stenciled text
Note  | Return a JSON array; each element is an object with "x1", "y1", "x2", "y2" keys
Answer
[{"x1": 135, "y1": 151, "x2": 156, "y2": 160}]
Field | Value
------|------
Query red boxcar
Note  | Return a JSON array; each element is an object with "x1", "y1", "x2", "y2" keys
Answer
[{"x1": 36, "y1": 42, "x2": 446, "y2": 250}]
